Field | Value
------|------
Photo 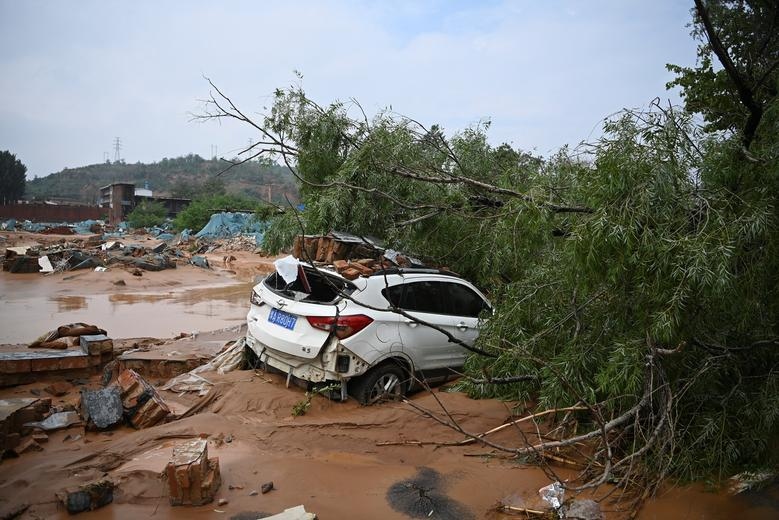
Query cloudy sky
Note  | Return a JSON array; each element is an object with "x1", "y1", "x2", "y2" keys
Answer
[{"x1": 0, "y1": 1, "x2": 698, "y2": 179}]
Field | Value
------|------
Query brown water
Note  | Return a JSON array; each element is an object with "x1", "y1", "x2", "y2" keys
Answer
[{"x1": 0, "y1": 282, "x2": 253, "y2": 343}]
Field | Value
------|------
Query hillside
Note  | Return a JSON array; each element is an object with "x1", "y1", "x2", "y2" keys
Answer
[{"x1": 25, "y1": 154, "x2": 299, "y2": 205}]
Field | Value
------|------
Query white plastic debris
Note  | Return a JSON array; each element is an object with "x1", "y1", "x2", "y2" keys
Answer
[
  {"x1": 38, "y1": 255, "x2": 54, "y2": 273},
  {"x1": 94, "y1": 266, "x2": 108, "y2": 272},
  {"x1": 161, "y1": 338, "x2": 246, "y2": 394},
  {"x1": 274, "y1": 255, "x2": 300, "y2": 285},
  {"x1": 539, "y1": 481, "x2": 565, "y2": 513}
]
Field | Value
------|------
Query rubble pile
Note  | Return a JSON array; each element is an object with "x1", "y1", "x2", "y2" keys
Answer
[
  {"x1": 1, "y1": 239, "x2": 182, "y2": 274},
  {"x1": 0, "y1": 397, "x2": 52, "y2": 457},
  {"x1": 291, "y1": 231, "x2": 448, "y2": 280}
]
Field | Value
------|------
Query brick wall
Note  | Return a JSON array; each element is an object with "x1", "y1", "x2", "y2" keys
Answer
[{"x1": 0, "y1": 204, "x2": 104, "y2": 223}]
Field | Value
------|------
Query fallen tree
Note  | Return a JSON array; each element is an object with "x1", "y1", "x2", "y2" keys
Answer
[{"x1": 196, "y1": 0, "x2": 779, "y2": 509}]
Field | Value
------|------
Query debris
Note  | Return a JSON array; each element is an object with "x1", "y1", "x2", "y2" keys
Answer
[
  {"x1": 24, "y1": 410, "x2": 82, "y2": 431},
  {"x1": 44, "y1": 381, "x2": 73, "y2": 396},
  {"x1": 161, "y1": 338, "x2": 245, "y2": 394},
  {"x1": 274, "y1": 255, "x2": 299, "y2": 284},
  {"x1": 94, "y1": 266, "x2": 108, "y2": 272},
  {"x1": 12, "y1": 438, "x2": 43, "y2": 455},
  {"x1": 566, "y1": 499, "x2": 603, "y2": 520},
  {"x1": 80, "y1": 386, "x2": 123, "y2": 429},
  {"x1": 38, "y1": 255, "x2": 54, "y2": 273},
  {"x1": 29, "y1": 323, "x2": 106, "y2": 348},
  {"x1": 218, "y1": 498, "x2": 229, "y2": 506},
  {"x1": 263, "y1": 505, "x2": 317, "y2": 520},
  {"x1": 132, "y1": 268, "x2": 143, "y2": 276},
  {"x1": 195, "y1": 212, "x2": 265, "y2": 240},
  {"x1": 113, "y1": 279, "x2": 126, "y2": 286},
  {"x1": 727, "y1": 471, "x2": 776, "y2": 495},
  {"x1": 386, "y1": 467, "x2": 473, "y2": 520},
  {"x1": 116, "y1": 369, "x2": 170, "y2": 429},
  {"x1": 32, "y1": 432, "x2": 49, "y2": 443},
  {"x1": 539, "y1": 482, "x2": 565, "y2": 517},
  {"x1": 248, "y1": 490, "x2": 258, "y2": 496},
  {"x1": 57, "y1": 479, "x2": 114, "y2": 514},
  {"x1": 191, "y1": 255, "x2": 210, "y2": 269},
  {"x1": 165, "y1": 438, "x2": 222, "y2": 506},
  {"x1": 1, "y1": 398, "x2": 51, "y2": 452},
  {"x1": 261, "y1": 482, "x2": 274, "y2": 494}
]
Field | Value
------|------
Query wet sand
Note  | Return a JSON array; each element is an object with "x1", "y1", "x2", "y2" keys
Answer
[{"x1": 1, "y1": 231, "x2": 777, "y2": 519}]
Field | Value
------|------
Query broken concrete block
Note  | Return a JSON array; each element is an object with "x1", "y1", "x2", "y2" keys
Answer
[
  {"x1": 165, "y1": 439, "x2": 221, "y2": 506},
  {"x1": 80, "y1": 386, "x2": 123, "y2": 429},
  {"x1": 80, "y1": 334, "x2": 113, "y2": 355},
  {"x1": 57, "y1": 479, "x2": 114, "y2": 514}
]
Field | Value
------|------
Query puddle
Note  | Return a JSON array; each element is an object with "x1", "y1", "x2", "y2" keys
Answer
[{"x1": 0, "y1": 283, "x2": 253, "y2": 343}]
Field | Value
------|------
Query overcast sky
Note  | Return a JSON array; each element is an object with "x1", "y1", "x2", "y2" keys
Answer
[{"x1": 0, "y1": 1, "x2": 698, "y2": 179}]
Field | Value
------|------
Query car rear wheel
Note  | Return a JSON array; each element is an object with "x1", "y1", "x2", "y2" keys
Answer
[{"x1": 352, "y1": 363, "x2": 407, "y2": 405}]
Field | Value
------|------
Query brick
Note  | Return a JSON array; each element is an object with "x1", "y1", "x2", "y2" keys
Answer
[
  {"x1": 80, "y1": 335, "x2": 113, "y2": 355},
  {"x1": 44, "y1": 381, "x2": 73, "y2": 396},
  {"x1": 340, "y1": 267, "x2": 361, "y2": 280},
  {"x1": 333, "y1": 260, "x2": 348, "y2": 272},
  {"x1": 349, "y1": 262, "x2": 374, "y2": 276},
  {"x1": 315, "y1": 236, "x2": 332, "y2": 262},
  {"x1": 30, "y1": 355, "x2": 89, "y2": 372},
  {"x1": 32, "y1": 433, "x2": 49, "y2": 443},
  {"x1": 13, "y1": 438, "x2": 43, "y2": 454},
  {"x1": 292, "y1": 235, "x2": 303, "y2": 259},
  {"x1": 130, "y1": 396, "x2": 170, "y2": 429},
  {"x1": 303, "y1": 236, "x2": 319, "y2": 261},
  {"x1": 117, "y1": 369, "x2": 170, "y2": 428},
  {"x1": 0, "y1": 358, "x2": 32, "y2": 374},
  {"x1": 355, "y1": 258, "x2": 377, "y2": 268}
]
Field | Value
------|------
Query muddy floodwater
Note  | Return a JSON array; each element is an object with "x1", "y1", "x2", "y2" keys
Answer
[{"x1": 0, "y1": 272, "x2": 253, "y2": 343}]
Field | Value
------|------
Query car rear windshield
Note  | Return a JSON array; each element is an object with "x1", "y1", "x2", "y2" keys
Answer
[{"x1": 264, "y1": 266, "x2": 356, "y2": 303}]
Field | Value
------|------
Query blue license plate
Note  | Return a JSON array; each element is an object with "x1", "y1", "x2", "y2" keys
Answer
[{"x1": 268, "y1": 307, "x2": 297, "y2": 330}]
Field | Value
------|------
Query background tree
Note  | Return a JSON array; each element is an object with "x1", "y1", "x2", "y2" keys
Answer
[
  {"x1": 126, "y1": 200, "x2": 167, "y2": 229},
  {"x1": 0, "y1": 150, "x2": 27, "y2": 204}
]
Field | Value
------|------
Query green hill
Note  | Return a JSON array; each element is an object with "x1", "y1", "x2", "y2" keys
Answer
[{"x1": 25, "y1": 154, "x2": 299, "y2": 205}]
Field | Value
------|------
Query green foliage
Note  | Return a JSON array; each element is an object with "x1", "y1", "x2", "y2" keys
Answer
[
  {"x1": 206, "y1": 0, "x2": 779, "y2": 487},
  {"x1": 127, "y1": 200, "x2": 167, "y2": 229},
  {"x1": 173, "y1": 194, "x2": 265, "y2": 232},
  {"x1": 667, "y1": 1, "x2": 779, "y2": 145},
  {"x1": 0, "y1": 150, "x2": 27, "y2": 203}
]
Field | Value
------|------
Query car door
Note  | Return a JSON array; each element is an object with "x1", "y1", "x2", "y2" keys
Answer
[
  {"x1": 443, "y1": 281, "x2": 491, "y2": 358},
  {"x1": 387, "y1": 279, "x2": 464, "y2": 369}
]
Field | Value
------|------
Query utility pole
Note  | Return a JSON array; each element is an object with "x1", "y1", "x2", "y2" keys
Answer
[
  {"x1": 113, "y1": 137, "x2": 122, "y2": 162},
  {"x1": 210, "y1": 144, "x2": 218, "y2": 159},
  {"x1": 103, "y1": 152, "x2": 109, "y2": 163}
]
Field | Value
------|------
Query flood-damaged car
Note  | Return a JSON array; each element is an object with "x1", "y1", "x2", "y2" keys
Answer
[{"x1": 246, "y1": 256, "x2": 491, "y2": 404}]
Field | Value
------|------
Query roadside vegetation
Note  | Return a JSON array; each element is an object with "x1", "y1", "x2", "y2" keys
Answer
[
  {"x1": 126, "y1": 200, "x2": 167, "y2": 229},
  {"x1": 201, "y1": 0, "x2": 779, "y2": 503}
]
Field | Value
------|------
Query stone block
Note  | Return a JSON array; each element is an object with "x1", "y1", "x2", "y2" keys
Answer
[
  {"x1": 80, "y1": 334, "x2": 113, "y2": 355},
  {"x1": 165, "y1": 439, "x2": 221, "y2": 506},
  {"x1": 81, "y1": 386, "x2": 123, "y2": 429},
  {"x1": 57, "y1": 480, "x2": 114, "y2": 514}
]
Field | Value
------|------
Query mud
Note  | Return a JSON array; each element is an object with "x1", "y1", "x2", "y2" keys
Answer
[{"x1": 1, "y1": 230, "x2": 778, "y2": 519}]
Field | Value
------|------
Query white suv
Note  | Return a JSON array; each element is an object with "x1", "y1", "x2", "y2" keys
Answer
[{"x1": 246, "y1": 259, "x2": 491, "y2": 404}]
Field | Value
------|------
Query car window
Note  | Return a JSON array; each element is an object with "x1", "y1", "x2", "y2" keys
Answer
[
  {"x1": 382, "y1": 280, "x2": 487, "y2": 317},
  {"x1": 446, "y1": 282, "x2": 489, "y2": 317}
]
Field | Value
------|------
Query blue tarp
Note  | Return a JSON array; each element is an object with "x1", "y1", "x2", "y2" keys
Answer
[
  {"x1": 1, "y1": 219, "x2": 15, "y2": 230},
  {"x1": 195, "y1": 212, "x2": 266, "y2": 241},
  {"x1": 73, "y1": 220, "x2": 100, "y2": 235}
]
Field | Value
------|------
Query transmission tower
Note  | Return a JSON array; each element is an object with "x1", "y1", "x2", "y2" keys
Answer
[{"x1": 113, "y1": 137, "x2": 122, "y2": 162}]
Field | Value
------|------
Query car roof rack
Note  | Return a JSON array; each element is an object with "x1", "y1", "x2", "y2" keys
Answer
[{"x1": 367, "y1": 267, "x2": 462, "y2": 278}]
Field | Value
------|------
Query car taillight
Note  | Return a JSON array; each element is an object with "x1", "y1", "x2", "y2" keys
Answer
[
  {"x1": 250, "y1": 289, "x2": 264, "y2": 306},
  {"x1": 306, "y1": 315, "x2": 373, "y2": 339}
]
